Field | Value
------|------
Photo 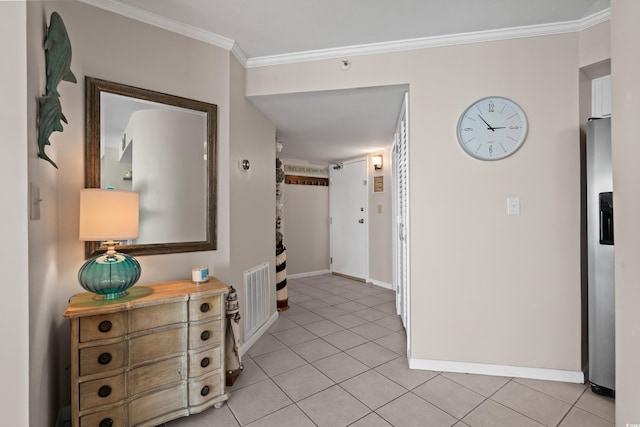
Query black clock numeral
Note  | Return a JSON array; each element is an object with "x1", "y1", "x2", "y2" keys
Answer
[
  {"x1": 463, "y1": 127, "x2": 473, "y2": 131},
  {"x1": 488, "y1": 145, "x2": 493, "y2": 155},
  {"x1": 509, "y1": 125, "x2": 520, "y2": 130},
  {"x1": 488, "y1": 102, "x2": 495, "y2": 112}
]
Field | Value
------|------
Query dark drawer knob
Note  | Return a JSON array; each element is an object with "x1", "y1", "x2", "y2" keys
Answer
[
  {"x1": 200, "y1": 330, "x2": 210, "y2": 341},
  {"x1": 200, "y1": 385, "x2": 210, "y2": 396},
  {"x1": 200, "y1": 302, "x2": 210, "y2": 313},
  {"x1": 99, "y1": 418, "x2": 113, "y2": 427},
  {"x1": 98, "y1": 385, "x2": 112, "y2": 398},
  {"x1": 97, "y1": 352, "x2": 112, "y2": 365},
  {"x1": 98, "y1": 320, "x2": 112, "y2": 333},
  {"x1": 200, "y1": 357, "x2": 210, "y2": 368}
]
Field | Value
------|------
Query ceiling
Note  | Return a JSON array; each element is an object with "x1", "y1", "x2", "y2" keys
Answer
[{"x1": 92, "y1": 0, "x2": 610, "y2": 163}]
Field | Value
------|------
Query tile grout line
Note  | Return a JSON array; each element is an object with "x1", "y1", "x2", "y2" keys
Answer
[
  {"x1": 268, "y1": 278, "x2": 402, "y2": 426},
  {"x1": 225, "y1": 276, "x2": 613, "y2": 427}
]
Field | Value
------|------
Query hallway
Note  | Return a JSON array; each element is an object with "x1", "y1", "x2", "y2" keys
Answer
[{"x1": 166, "y1": 274, "x2": 614, "y2": 426}]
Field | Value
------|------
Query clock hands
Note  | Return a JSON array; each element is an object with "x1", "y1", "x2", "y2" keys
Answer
[
  {"x1": 477, "y1": 115, "x2": 505, "y2": 131},
  {"x1": 477, "y1": 114, "x2": 495, "y2": 131}
]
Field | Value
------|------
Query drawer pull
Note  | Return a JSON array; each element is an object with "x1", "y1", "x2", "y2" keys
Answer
[
  {"x1": 200, "y1": 302, "x2": 210, "y2": 313},
  {"x1": 200, "y1": 330, "x2": 210, "y2": 341},
  {"x1": 98, "y1": 385, "x2": 112, "y2": 398},
  {"x1": 200, "y1": 385, "x2": 210, "y2": 396},
  {"x1": 98, "y1": 320, "x2": 112, "y2": 333},
  {"x1": 99, "y1": 418, "x2": 113, "y2": 427},
  {"x1": 200, "y1": 357, "x2": 210, "y2": 368},
  {"x1": 97, "y1": 352, "x2": 112, "y2": 365}
]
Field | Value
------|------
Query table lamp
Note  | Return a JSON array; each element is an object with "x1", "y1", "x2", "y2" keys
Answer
[{"x1": 78, "y1": 188, "x2": 141, "y2": 299}]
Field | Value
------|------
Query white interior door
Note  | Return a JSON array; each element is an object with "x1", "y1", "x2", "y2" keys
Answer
[
  {"x1": 330, "y1": 160, "x2": 368, "y2": 280},
  {"x1": 393, "y1": 93, "x2": 409, "y2": 329}
]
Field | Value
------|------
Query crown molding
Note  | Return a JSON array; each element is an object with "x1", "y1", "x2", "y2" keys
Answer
[
  {"x1": 230, "y1": 42, "x2": 248, "y2": 67},
  {"x1": 579, "y1": 7, "x2": 611, "y2": 30},
  {"x1": 78, "y1": 0, "x2": 237, "y2": 52},
  {"x1": 246, "y1": 8, "x2": 611, "y2": 68},
  {"x1": 78, "y1": 0, "x2": 609, "y2": 70}
]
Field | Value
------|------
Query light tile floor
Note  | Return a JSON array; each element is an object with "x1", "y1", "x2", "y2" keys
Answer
[{"x1": 165, "y1": 274, "x2": 615, "y2": 427}]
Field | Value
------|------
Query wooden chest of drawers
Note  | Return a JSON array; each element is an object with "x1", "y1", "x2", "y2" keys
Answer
[{"x1": 64, "y1": 279, "x2": 230, "y2": 427}]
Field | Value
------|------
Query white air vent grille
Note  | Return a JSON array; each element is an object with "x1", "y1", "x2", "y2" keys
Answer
[{"x1": 243, "y1": 262, "x2": 270, "y2": 338}]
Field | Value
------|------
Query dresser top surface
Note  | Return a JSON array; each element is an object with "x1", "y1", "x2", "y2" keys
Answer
[{"x1": 64, "y1": 279, "x2": 229, "y2": 318}]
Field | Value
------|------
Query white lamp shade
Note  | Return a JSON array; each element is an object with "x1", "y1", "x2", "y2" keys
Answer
[{"x1": 79, "y1": 189, "x2": 139, "y2": 241}]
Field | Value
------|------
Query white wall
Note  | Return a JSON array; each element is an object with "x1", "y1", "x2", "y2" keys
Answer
[
  {"x1": 229, "y1": 55, "x2": 277, "y2": 342},
  {"x1": 279, "y1": 158, "x2": 330, "y2": 276},
  {"x1": 0, "y1": 3, "x2": 30, "y2": 425},
  {"x1": 26, "y1": 2, "x2": 68, "y2": 424},
  {"x1": 283, "y1": 185, "x2": 330, "y2": 275},
  {"x1": 368, "y1": 150, "x2": 393, "y2": 286},
  {"x1": 101, "y1": 146, "x2": 132, "y2": 191},
  {"x1": 247, "y1": 30, "x2": 593, "y2": 377},
  {"x1": 611, "y1": 1, "x2": 640, "y2": 424},
  {"x1": 129, "y1": 109, "x2": 206, "y2": 244}
]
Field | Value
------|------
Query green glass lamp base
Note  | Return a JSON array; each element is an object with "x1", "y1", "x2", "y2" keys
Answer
[
  {"x1": 100, "y1": 290, "x2": 128, "y2": 301},
  {"x1": 78, "y1": 251, "x2": 141, "y2": 300}
]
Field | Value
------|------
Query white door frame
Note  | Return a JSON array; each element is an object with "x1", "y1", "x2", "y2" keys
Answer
[
  {"x1": 392, "y1": 92, "x2": 411, "y2": 355},
  {"x1": 329, "y1": 157, "x2": 370, "y2": 282}
]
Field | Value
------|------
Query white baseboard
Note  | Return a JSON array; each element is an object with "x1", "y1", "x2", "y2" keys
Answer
[
  {"x1": 409, "y1": 357, "x2": 585, "y2": 384},
  {"x1": 368, "y1": 279, "x2": 393, "y2": 290},
  {"x1": 239, "y1": 311, "x2": 279, "y2": 357},
  {"x1": 288, "y1": 270, "x2": 330, "y2": 279}
]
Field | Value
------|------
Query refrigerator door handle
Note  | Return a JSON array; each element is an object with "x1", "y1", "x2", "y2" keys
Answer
[{"x1": 599, "y1": 192, "x2": 614, "y2": 245}]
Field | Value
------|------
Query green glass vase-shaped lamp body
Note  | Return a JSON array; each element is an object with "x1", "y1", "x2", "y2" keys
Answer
[{"x1": 78, "y1": 241, "x2": 141, "y2": 300}]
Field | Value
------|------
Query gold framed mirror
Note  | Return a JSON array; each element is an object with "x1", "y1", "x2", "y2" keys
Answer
[{"x1": 85, "y1": 77, "x2": 217, "y2": 258}]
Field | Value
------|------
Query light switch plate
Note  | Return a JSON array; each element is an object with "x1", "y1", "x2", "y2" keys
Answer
[
  {"x1": 507, "y1": 196, "x2": 520, "y2": 215},
  {"x1": 30, "y1": 182, "x2": 41, "y2": 220}
]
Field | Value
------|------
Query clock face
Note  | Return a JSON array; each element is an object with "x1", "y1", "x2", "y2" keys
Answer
[{"x1": 456, "y1": 97, "x2": 528, "y2": 160}]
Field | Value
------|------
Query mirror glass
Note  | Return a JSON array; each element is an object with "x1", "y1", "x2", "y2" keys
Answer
[{"x1": 85, "y1": 77, "x2": 217, "y2": 257}]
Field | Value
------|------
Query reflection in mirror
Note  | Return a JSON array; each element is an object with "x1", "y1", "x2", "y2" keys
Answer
[{"x1": 85, "y1": 77, "x2": 217, "y2": 257}]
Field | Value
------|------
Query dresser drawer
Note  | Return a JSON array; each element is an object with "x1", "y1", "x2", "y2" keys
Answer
[
  {"x1": 79, "y1": 373, "x2": 125, "y2": 411},
  {"x1": 130, "y1": 355, "x2": 186, "y2": 396},
  {"x1": 129, "y1": 382, "x2": 188, "y2": 426},
  {"x1": 188, "y1": 319, "x2": 221, "y2": 350},
  {"x1": 79, "y1": 403, "x2": 126, "y2": 427},
  {"x1": 129, "y1": 325, "x2": 187, "y2": 366},
  {"x1": 80, "y1": 312, "x2": 126, "y2": 342},
  {"x1": 130, "y1": 301, "x2": 186, "y2": 332},
  {"x1": 189, "y1": 294, "x2": 222, "y2": 321},
  {"x1": 188, "y1": 346, "x2": 221, "y2": 378},
  {"x1": 80, "y1": 342, "x2": 125, "y2": 377},
  {"x1": 188, "y1": 371, "x2": 223, "y2": 407}
]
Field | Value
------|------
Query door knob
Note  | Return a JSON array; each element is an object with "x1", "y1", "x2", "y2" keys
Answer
[{"x1": 358, "y1": 219, "x2": 364, "y2": 224}]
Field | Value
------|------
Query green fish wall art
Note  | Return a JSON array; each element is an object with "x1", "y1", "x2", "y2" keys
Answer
[{"x1": 37, "y1": 11, "x2": 76, "y2": 169}]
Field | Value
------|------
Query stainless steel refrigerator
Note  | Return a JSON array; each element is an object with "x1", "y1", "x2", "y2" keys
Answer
[{"x1": 586, "y1": 117, "x2": 615, "y2": 397}]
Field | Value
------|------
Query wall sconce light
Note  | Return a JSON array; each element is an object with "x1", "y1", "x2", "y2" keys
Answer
[{"x1": 372, "y1": 155, "x2": 383, "y2": 170}]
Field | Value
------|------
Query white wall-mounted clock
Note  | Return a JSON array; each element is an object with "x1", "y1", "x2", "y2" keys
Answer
[{"x1": 456, "y1": 96, "x2": 528, "y2": 161}]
